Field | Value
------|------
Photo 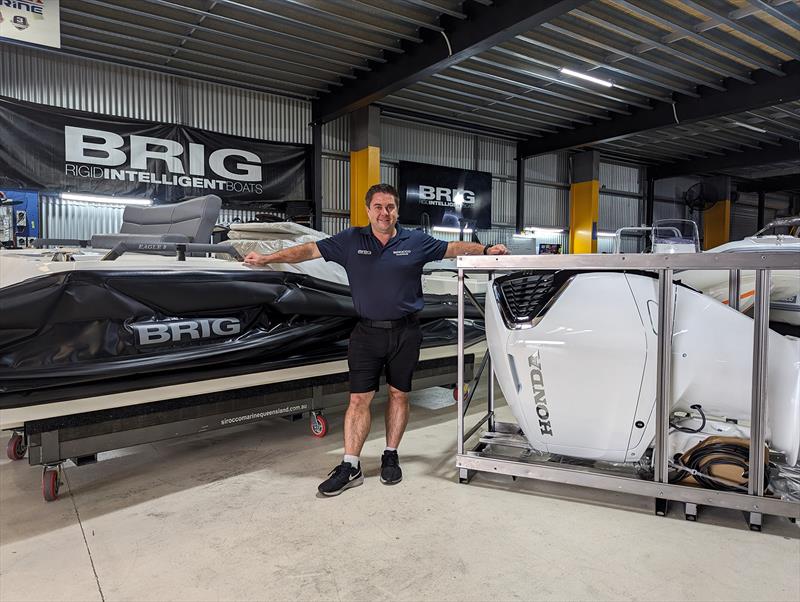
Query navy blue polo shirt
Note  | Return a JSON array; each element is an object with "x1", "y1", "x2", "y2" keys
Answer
[{"x1": 316, "y1": 225, "x2": 449, "y2": 320}]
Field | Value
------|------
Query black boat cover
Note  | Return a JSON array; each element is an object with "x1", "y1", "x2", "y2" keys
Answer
[{"x1": 0, "y1": 270, "x2": 483, "y2": 408}]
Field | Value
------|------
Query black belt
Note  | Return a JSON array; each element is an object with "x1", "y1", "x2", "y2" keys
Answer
[{"x1": 360, "y1": 314, "x2": 419, "y2": 329}]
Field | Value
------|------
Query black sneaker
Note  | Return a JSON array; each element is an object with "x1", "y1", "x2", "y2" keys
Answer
[
  {"x1": 380, "y1": 450, "x2": 402, "y2": 485},
  {"x1": 318, "y1": 461, "x2": 363, "y2": 496}
]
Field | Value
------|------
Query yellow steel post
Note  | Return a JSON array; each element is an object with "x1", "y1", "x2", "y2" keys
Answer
[
  {"x1": 349, "y1": 106, "x2": 381, "y2": 227},
  {"x1": 569, "y1": 151, "x2": 599, "y2": 254},
  {"x1": 703, "y1": 199, "x2": 731, "y2": 250}
]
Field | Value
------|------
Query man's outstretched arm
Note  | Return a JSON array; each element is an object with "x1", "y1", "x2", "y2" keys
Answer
[
  {"x1": 243, "y1": 241, "x2": 322, "y2": 266},
  {"x1": 443, "y1": 242, "x2": 510, "y2": 258}
]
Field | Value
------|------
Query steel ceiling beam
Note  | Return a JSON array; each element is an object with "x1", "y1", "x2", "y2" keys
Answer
[
  {"x1": 609, "y1": 0, "x2": 784, "y2": 77},
  {"x1": 737, "y1": 173, "x2": 800, "y2": 193},
  {"x1": 415, "y1": 80, "x2": 588, "y2": 125},
  {"x1": 60, "y1": 24, "x2": 343, "y2": 86},
  {"x1": 378, "y1": 105, "x2": 528, "y2": 140},
  {"x1": 571, "y1": 8, "x2": 754, "y2": 84},
  {"x1": 70, "y1": 2, "x2": 373, "y2": 71},
  {"x1": 427, "y1": 74, "x2": 595, "y2": 123},
  {"x1": 141, "y1": 0, "x2": 383, "y2": 61},
  {"x1": 541, "y1": 21, "x2": 725, "y2": 91},
  {"x1": 329, "y1": 0, "x2": 444, "y2": 32},
  {"x1": 650, "y1": 139, "x2": 800, "y2": 180},
  {"x1": 447, "y1": 64, "x2": 613, "y2": 119},
  {"x1": 680, "y1": 0, "x2": 800, "y2": 61},
  {"x1": 513, "y1": 34, "x2": 700, "y2": 97},
  {"x1": 311, "y1": 0, "x2": 588, "y2": 124},
  {"x1": 520, "y1": 60, "x2": 800, "y2": 158}
]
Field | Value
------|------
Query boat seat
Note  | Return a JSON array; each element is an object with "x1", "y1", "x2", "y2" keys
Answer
[{"x1": 90, "y1": 195, "x2": 222, "y2": 249}]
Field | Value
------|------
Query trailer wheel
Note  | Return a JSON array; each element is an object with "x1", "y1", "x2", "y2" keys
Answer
[
  {"x1": 310, "y1": 414, "x2": 328, "y2": 438},
  {"x1": 453, "y1": 384, "x2": 469, "y2": 402},
  {"x1": 42, "y1": 468, "x2": 60, "y2": 502},
  {"x1": 6, "y1": 433, "x2": 26, "y2": 461}
]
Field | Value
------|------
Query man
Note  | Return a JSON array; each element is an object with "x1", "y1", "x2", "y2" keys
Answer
[{"x1": 244, "y1": 183, "x2": 509, "y2": 496}]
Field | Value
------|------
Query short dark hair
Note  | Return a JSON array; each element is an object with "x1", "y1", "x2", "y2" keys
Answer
[{"x1": 365, "y1": 183, "x2": 399, "y2": 207}]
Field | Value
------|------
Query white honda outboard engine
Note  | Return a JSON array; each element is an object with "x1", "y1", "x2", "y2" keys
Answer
[{"x1": 486, "y1": 271, "x2": 800, "y2": 466}]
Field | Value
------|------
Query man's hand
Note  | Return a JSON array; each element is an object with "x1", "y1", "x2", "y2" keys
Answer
[
  {"x1": 242, "y1": 242, "x2": 322, "y2": 267},
  {"x1": 243, "y1": 252, "x2": 273, "y2": 267},
  {"x1": 487, "y1": 244, "x2": 510, "y2": 255},
  {"x1": 444, "y1": 241, "x2": 512, "y2": 258}
]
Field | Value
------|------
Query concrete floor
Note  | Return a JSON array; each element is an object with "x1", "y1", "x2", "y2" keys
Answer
[{"x1": 1, "y1": 387, "x2": 798, "y2": 602}]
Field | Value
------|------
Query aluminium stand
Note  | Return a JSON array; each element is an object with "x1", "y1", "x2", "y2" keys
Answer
[{"x1": 455, "y1": 253, "x2": 800, "y2": 529}]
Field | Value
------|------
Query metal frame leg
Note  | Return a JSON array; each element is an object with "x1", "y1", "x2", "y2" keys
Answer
[
  {"x1": 728, "y1": 269, "x2": 741, "y2": 310},
  {"x1": 457, "y1": 268, "x2": 465, "y2": 458},
  {"x1": 747, "y1": 269, "x2": 770, "y2": 530},
  {"x1": 654, "y1": 268, "x2": 674, "y2": 516}
]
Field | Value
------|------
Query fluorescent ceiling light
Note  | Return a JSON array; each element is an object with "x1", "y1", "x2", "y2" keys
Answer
[
  {"x1": 732, "y1": 121, "x2": 767, "y2": 134},
  {"x1": 61, "y1": 193, "x2": 153, "y2": 206},
  {"x1": 433, "y1": 226, "x2": 473, "y2": 234},
  {"x1": 560, "y1": 67, "x2": 613, "y2": 88},
  {"x1": 597, "y1": 231, "x2": 617, "y2": 238},
  {"x1": 512, "y1": 233, "x2": 536, "y2": 239},
  {"x1": 524, "y1": 226, "x2": 565, "y2": 234}
]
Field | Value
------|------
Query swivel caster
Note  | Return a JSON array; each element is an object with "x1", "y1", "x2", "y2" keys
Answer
[
  {"x1": 6, "y1": 433, "x2": 27, "y2": 461},
  {"x1": 42, "y1": 466, "x2": 61, "y2": 502},
  {"x1": 310, "y1": 413, "x2": 328, "y2": 438}
]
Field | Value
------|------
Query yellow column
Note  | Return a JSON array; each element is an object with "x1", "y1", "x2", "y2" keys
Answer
[
  {"x1": 349, "y1": 146, "x2": 380, "y2": 226},
  {"x1": 703, "y1": 199, "x2": 731, "y2": 250},
  {"x1": 349, "y1": 105, "x2": 381, "y2": 227},
  {"x1": 569, "y1": 151, "x2": 599, "y2": 254}
]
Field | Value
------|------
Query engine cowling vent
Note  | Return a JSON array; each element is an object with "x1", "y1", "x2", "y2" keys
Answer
[{"x1": 494, "y1": 271, "x2": 558, "y2": 326}]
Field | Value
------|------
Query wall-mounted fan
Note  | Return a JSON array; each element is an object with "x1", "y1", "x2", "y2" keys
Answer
[{"x1": 682, "y1": 183, "x2": 718, "y2": 213}]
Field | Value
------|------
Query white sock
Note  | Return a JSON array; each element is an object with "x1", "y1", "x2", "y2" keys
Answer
[
  {"x1": 385, "y1": 447, "x2": 397, "y2": 452},
  {"x1": 343, "y1": 454, "x2": 359, "y2": 468}
]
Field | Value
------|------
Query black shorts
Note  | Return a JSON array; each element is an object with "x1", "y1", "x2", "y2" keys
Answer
[{"x1": 347, "y1": 320, "x2": 423, "y2": 394}]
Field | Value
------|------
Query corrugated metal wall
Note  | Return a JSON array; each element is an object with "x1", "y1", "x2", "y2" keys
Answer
[
  {"x1": 524, "y1": 184, "x2": 569, "y2": 228},
  {"x1": 599, "y1": 161, "x2": 642, "y2": 232},
  {"x1": 598, "y1": 236, "x2": 639, "y2": 253},
  {"x1": 600, "y1": 162, "x2": 639, "y2": 193},
  {"x1": 598, "y1": 194, "x2": 640, "y2": 231},
  {"x1": 1, "y1": 48, "x2": 177, "y2": 122},
  {"x1": 322, "y1": 116, "x2": 349, "y2": 155},
  {"x1": 322, "y1": 213, "x2": 350, "y2": 236},
  {"x1": 731, "y1": 203, "x2": 779, "y2": 240},
  {"x1": 654, "y1": 201, "x2": 687, "y2": 222},
  {"x1": 380, "y1": 163, "x2": 398, "y2": 188},
  {"x1": 492, "y1": 179, "x2": 515, "y2": 226},
  {"x1": 322, "y1": 157, "x2": 350, "y2": 214},
  {"x1": 40, "y1": 195, "x2": 124, "y2": 240},
  {"x1": 478, "y1": 137, "x2": 515, "y2": 178},
  {"x1": 218, "y1": 208, "x2": 257, "y2": 225},
  {"x1": 382, "y1": 118, "x2": 475, "y2": 169},
  {"x1": 181, "y1": 79, "x2": 310, "y2": 143},
  {"x1": 526, "y1": 153, "x2": 570, "y2": 184},
  {"x1": 1, "y1": 44, "x2": 311, "y2": 142}
]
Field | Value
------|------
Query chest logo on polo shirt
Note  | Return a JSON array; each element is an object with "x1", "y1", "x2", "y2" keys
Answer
[
  {"x1": 357, "y1": 249, "x2": 372, "y2": 255},
  {"x1": 393, "y1": 249, "x2": 412, "y2": 256}
]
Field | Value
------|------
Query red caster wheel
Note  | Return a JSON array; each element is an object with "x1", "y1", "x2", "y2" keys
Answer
[
  {"x1": 6, "y1": 433, "x2": 27, "y2": 461},
  {"x1": 453, "y1": 384, "x2": 469, "y2": 402},
  {"x1": 42, "y1": 467, "x2": 60, "y2": 502},
  {"x1": 310, "y1": 414, "x2": 328, "y2": 438}
]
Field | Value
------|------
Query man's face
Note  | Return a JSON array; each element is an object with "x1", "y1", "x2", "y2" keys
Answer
[{"x1": 366, "y1": 192, "x2": 399, "y2": 236}]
